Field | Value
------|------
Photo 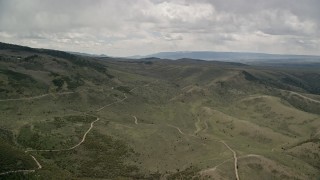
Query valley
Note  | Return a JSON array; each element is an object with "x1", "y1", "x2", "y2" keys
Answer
[{"x1": 0, "y1": 42, "x2": 319, "y2": 179}]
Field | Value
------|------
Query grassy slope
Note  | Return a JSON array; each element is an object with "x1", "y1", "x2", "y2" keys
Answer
[{"x1": 0, "y1": 43, "x2": 319, "y2": 179}]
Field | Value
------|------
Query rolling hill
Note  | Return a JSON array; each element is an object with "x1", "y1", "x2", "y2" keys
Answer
[{"x1": 0, "y1": 42, "x2": 319, "y2": 179}]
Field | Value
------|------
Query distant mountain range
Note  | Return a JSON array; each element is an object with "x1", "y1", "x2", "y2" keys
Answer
[
  {"x1": 68, "y1": 51, "x2": 108, "y2": 57},
  {"x1": 130, "y1": 51, "x2": 320, "y2": 62}
]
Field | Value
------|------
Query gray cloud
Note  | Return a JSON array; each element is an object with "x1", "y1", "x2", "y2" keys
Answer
[{"x1": 0, "y1": 0, "x2": 319, "y2": 56}]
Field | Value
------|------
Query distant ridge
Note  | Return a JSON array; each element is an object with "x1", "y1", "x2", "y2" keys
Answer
[
  {"x1": 68, "y1": 51, "x2": 108, "y2": 57},
  {"x1": 131, "y1": 51, "x2": 320, "y2": 62}
]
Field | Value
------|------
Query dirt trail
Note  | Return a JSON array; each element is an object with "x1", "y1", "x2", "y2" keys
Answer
[
  {"x1": 286, "y1": 90, "x2": 320, "y2": 104},
  {"x1": 194, "y1": 118, "x2": 202, "y2": 134},
  {"x1": 0, "y1": 169, "x2": 35, "y2": 176},
  {"x1": 203, "y1": 120, "x2": 209, "y2": 131},
  {"x1": 167, "y1": 122, "x2": 240, "y2": 180},
  {"x1": 132, "y1": 116, "x2": 138, "y2": 124},
  {"x1": 167, "y1": 124, "x2": 185, "y2": 135},
  {"x1": 199, "y1": 158, "x2": 233, "y2": 175},
  {"x1": 129, "y1": 87, "x2": 137, "y2": 92},
  {"x1": 238, "y1": 95, "x2": 271, "y2": 103},
  {"x1": 220, "y1": 140, "x2": 240, "y2": 180},
  {"x1": 200, "y1": 139, "x2": 240, "y2": 180},
  {"x1": 25, "y1": 118, "x2": 100, "y2": 152},
  {"x1": 130, "y1": 80, "x2": 158, "y2": 92},
  {"x1": 191, "y1": 117, "x2": 239, "y2": 180},
  {"x1": 30, "y1": 155, "x2": 42, "y2": 169},
  {"x1": 144, "y1": 80, "x2": 158, "y2": 87},
  {"x1": 200, "y1": 154, "x2": 263, "y2": 176},
  {"x1": 114, "y1": 122, "x2": 133, "y2": 129},
  {"x1": 0, "y1": 91, "x2": 78, "y2": 102},
  {"x1": 194, "y1": 118, "x2": 209, "y2": 135},
  {"x1": 0, "y1": 154, "x2": 42, "y2": 176},
  {"x1": 96, "y1": 93, "x2": 127, "y2": 112},
  {"x1": 169, "y1": 84, "x2": 195, "y2": 102},
  {"x1": 271, "y1": 142, "x2": 288, "y2": 152}
]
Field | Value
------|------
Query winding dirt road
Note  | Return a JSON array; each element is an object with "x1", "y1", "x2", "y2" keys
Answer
[
  {"x1": 165, "y1": 116, "x2": 241, "y2": 180},
  {"x1": 0, "y1": 116, "x2": 100, "y2": 176},
  {"x1": 0, "y1": 92, "x2": 125, "y2": 175},
  {"x1": 166, "y1": 120, "x2": 240, "y2": 180},
  {"x1": 25, "y1": 117, "x2": 100, "y2": 152},
  {"x1": 193, "y1": 118, "x2": 208, "y2": 135},
  {"x1": 0, "y1": 81, "x2": 155, "y2": 176},
  {"x1": 167, "y1": 122, "x2": 240, "y2": 179},
  {"x1": 190, "y1": 116, "x2": 240, "y2": 180}
]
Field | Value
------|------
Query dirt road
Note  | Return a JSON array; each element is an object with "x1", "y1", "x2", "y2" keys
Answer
[
  {"x1": 287, "y1": 90, "x2": 320, "y2": 104},
  {"x1": 0, "y1": 91, "x2": 78, "y2": 102},
  {"x1": 132, "y1": 116, "x2": 138, "y2": 124},
  {"x1": 220, "y1": 140, "x2": 240, "y2": 180},
  {"x1": 191, "y1": 117, "x2": 240, "y2": 180},
  {"x1": 25, "y1": 117, "x2": 100, "y2": 152},
  {"x1": 167, "y1": 124, "x2": 185, "y2": 135},
  {"x1": 96, "y1": 93, "x2": 127, "y2": 112},
  {"x1": 0, "y1": 154, "x2": 42, "y2": 176}
]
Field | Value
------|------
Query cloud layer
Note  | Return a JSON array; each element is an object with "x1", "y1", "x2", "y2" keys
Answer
[{"x1": 0, "y1": 0, "x2": 319, "y2": 56}]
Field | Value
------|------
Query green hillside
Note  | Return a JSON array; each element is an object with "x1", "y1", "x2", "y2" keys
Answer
[{"x1": 0, "y1": 42, "x2": 319, "y2": 179}]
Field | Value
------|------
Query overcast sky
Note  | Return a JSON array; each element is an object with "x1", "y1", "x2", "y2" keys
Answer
[{"x1": 0, "y1": 0, "x2": 319, "y2": 56}]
